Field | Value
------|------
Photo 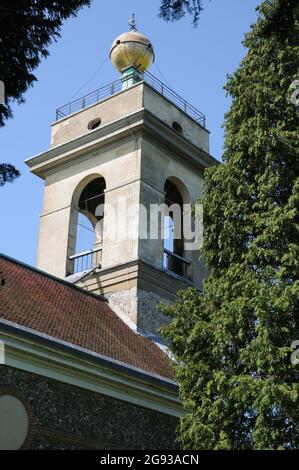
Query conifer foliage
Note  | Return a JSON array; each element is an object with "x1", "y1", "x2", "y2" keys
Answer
[
  {"x1": 159, "y1": 0, "x2": 204, "y2": 25},
  {"x1": 162, "y1": 0, "x2": 299, "y2": 449},
  {"x1": 0, "y1": 164, "x2": 20, "y2": 186}
]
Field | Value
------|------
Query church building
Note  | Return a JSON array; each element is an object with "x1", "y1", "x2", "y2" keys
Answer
[{"x1": 0, "y1": 18, "x2": 217, "y2": 449}]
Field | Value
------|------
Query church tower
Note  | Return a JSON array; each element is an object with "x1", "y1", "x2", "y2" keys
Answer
[{"x1": 26, "y1": 18, "x2": 217, "y2": 336}]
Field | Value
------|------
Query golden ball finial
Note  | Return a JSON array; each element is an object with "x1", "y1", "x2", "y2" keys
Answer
[{"x1": 110, "y1": 15, "x2": 155, "y2": 73}]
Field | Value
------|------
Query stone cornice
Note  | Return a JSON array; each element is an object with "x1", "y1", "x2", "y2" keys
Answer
[
  {"x1": 77, "y1": 258, "x2": 194, "y2": 299},
  {"x1": 25, "y1": 109, "x2": 218, "y2": 179}
]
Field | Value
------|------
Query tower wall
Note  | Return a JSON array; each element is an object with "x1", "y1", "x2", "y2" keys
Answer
[
  {"x1": 51, "y1": 83, "x2": 144, "y2": 148},
  {"x1": 26, "y1": 81, "x2": 216, "y2": 335},
  {"x1": 35, "y1": 136, "x2": 141, "y2": 278}
]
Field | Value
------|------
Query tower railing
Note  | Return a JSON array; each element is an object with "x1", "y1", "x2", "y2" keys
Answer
[
  {"x1": 164, "y1": 248, "x2": 191, "y2": 280},
  {"x1": 56, "y1": 80, "x2": 123, "y2": 121},
  {"x1": 69, "y1": 246, "x2": 102, "y2": 274},
  {"x1": 144, "y1": 71, "x2": 206, "y2": 127},
  {"x1": 56, "y1": 71, "x2": 206, "y2": 128}
]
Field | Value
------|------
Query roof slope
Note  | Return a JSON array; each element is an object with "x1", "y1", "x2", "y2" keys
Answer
[{"x1": 0, "y1": 254, "x2": 173, "y2": 380}]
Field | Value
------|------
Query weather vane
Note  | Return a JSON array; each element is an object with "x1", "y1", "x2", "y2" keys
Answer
[{"x1": 129, "y1": 13, "x2": 137, "y2": 32}]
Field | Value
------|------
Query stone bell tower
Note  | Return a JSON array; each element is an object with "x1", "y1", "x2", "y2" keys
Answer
[{"x1": 26, "y1": 17, "x2": 217, "y2": 336}]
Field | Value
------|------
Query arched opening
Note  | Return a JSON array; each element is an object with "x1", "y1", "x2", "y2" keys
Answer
[
  {"x1": 69, "y1": 176, "x2": 106, "y2": 275},
  {"x1": 163, "y1": 179, "x2": 191, "y2": 278}
]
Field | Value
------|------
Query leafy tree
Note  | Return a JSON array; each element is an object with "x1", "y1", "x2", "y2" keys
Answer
[
  {"x1": 162, "y1": 0, "x2": 299, "y2": 449},
  {"x1": 0, "y1": 164, "x2": 20, "y2": 186},
  {"x1": 159, "y1": 0, "x2": 204, "y2": 25}
]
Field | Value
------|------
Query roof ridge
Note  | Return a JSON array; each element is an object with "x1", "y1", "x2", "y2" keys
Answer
[{"x1": 0, "y1": 252, "x2": 107, "y2": 303}]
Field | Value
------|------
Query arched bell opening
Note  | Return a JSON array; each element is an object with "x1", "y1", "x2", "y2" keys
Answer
[
  {"x1": 163, "y1": 179, "x2": 191, "y2": 279},
  {"x1": 68, "y1": 176, "x2": 106, "y2": 275}
]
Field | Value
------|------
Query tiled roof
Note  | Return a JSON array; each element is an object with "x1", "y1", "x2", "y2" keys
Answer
[{"x1": 0, "y1": 254, "x2": 173, "y2": 380}]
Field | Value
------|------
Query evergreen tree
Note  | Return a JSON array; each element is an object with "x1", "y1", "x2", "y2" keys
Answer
[
  {"x1": 162, "y1": 0, "x2": 299, "y2": 449},
  {"x1": 159, "y1": 0, "x2": 204, "y2": 26},
  {"x1": 0, "y1": 164, "x2": 20, "y2": 186}
]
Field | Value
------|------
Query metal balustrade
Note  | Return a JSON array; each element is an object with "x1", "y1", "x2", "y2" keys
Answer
[
  {"x1": 164, "y1": 248, "x2": 191, "y2": 279},
  {"x1": 56, "y1": 71, "x2": 206, "y2": 128},
  {"x1": 69, "y1": 247, "x2": 102, "y2": 274}
]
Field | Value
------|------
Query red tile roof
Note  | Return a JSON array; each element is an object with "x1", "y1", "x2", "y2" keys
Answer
[{"x1": 0, "y1": 254, "x2": 173, "y2": 380}]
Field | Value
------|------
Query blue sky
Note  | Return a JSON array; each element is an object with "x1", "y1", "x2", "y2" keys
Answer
[{"x1": 0, "y1": 0, "x2": 260, "y2": 267}]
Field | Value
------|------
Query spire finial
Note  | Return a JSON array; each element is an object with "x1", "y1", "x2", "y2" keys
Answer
[{"x1": 129, "y1": 13, "x2": 137, "y2": 32}]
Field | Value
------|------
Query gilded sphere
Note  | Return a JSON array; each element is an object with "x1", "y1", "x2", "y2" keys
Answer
[{"x1": 110, "y1": 31, "x2": 155, "y2": 73}]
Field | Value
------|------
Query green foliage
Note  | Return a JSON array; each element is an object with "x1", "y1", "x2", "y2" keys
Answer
[
  {"x1": 161, "y1": 0, "x2": 299, "y2": 449},
  {"x1": 159, "y1": 0, "x2": 204, "y2": 26},
  {"x1": 0, "y1": 0, "x2": 91, "y2": 127},
  {"x1": 0, "y1": 164, "x2": 20, "y2": 186}
]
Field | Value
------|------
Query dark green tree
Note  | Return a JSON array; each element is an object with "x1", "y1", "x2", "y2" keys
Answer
[
  {"x1": 0, "y1": 164, "x2": 20, "y2": 186},
  {"x1": 159, "y1": 0, "x2": 204, "y2": 25},
  {"x1": 162, "y1": 0, "x2": 299, "y2": 449}
]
